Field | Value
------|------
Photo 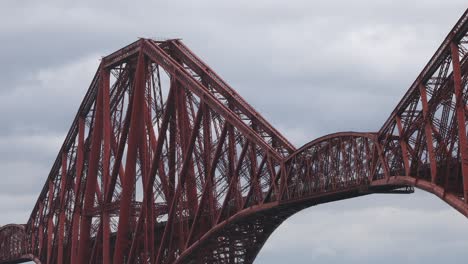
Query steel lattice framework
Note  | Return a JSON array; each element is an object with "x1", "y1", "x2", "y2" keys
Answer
[{"x1": 1, "y1": 8, "x2": 468, "y2": 264}]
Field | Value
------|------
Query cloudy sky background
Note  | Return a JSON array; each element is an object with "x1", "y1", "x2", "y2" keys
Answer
[{"x1": 1, "y1": 1, "x2": 468, "y2": 263}]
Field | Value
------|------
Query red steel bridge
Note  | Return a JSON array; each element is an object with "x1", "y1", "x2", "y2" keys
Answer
[{"x1": 1, "y1": 9, "x2": 468, "y2": 264}]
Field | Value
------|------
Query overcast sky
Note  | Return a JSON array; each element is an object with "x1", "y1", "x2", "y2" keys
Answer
[{"x1": 1, "y1": 1, "x2": 468, "y2": 263}]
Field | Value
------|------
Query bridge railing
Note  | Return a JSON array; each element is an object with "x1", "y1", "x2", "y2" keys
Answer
[{"x1": 282, "y1": 132, "x2": 383, "y2": 201}]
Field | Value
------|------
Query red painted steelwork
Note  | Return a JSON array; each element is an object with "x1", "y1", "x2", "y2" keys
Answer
[{"x1": 1, "y1": 8, "x2": 468, "y2": 264}]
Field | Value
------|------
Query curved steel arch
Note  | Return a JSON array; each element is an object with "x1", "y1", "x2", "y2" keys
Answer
[
  {"x1": 0, "y1": 8, "x2": 467, "y2": 264},
  {"x1": 175, "y1": 132, "x2": 413, "y2": 263},
  {"x1": 287, "y1": 131, "x2": 468, "y2": 216},
  {"x1": 286, "y1": 132, "x2": 377, "y2": 158}
]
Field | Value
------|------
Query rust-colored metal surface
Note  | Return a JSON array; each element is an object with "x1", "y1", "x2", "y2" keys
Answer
[{"x1": 0, "y1": 8, "x2": 467, "y2": 264}]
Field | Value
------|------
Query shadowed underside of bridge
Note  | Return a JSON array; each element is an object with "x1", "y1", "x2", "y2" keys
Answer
[{"x1": 1, "y1": 8, "x2": 468, "y2": 264}]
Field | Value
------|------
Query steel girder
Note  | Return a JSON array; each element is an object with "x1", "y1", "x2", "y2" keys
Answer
[{"x1": 0, "y1": 8, "x2": 468, "y2": 264}]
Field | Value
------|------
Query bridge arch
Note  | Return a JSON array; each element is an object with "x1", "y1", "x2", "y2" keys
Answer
[
  {"x1": 175, "y1": 131, "x2": 468, "y2": 263},
  {"x1": 288, "y1": 132, "x2": 468, "y2": 216},
  {"x1": 174, "y1": 132, "x2": 414, "y2": 263}
]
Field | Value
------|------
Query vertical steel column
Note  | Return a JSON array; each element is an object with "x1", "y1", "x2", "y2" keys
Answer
[
  {"x1": 126, "y1": 85, "x2": 176, "y2": 264},
  {"x1": 216, "y1": 140, "x2": 250, "y2": 224},
  {"x1": 46, "y1": 180, "x2": 55, "y2": 264},
  {"x1": 37, "y1": 203, "x2": 44, "y2": 259},
  {"x1": 135, "y1": 134, "x2": 149, "y2": 259},
  {"x1": 227, "y1": 122, "x2": 237, "y2": 210},
  {"x1": 186, "y1": 123, "x2": 228, "y2": 248},
  {"x1": 451, "y1": 41, "x2": 468, "y2": 203},
  {"x1": 396, "y1": 116, "x2": 411, "y2": 176},
  {"x1": 155, "y1": 107, "x2": 203, "y2": 264},
  {"x1": 71, "y1": 116, "x2": 85, "y2": 264},
  {"x1": 249, "y1": 142, "x2": 259, "y2": 205},
  {"x1": 279, "y1": 162, "x2": 288, "y2": 200},
  {"x1": 124, "y1": 71, "x2": 167, "y2": 259},
  {"x1": 202, "y1": 102, "x2": 213, "y2": 223},
  {"x1": 113, "y1": 51, "x2": 146, "y2": 263},
  {"x1": 419, "y1": 84, "x2": 437, "y2": 182},
  {"x1": 137, "y1": 102, "x2": 151, "y2": 260},
  {"x1": 243, "y1": 155, "x2": 267, "y2": 209},
  {"x1": 141, "y1": 87, "x2": 155, "y2": 262},
  {"x1": 101, "y1": 67, "x2": 111, "y2": 264},
  {"x1": 375, "y1": 141, "x2": 390, "y2": 180},
  {"x1": 31, "y1": 219, "x2": 36, "y2": 257},
  {"x1": 175, "y1": 83, "x2": 198, "y2": 215},
  {"x1": 77, "y1": 68, "x2": 105, "y2": 263},
  {"x1": 57, "y1": 151, "x2": 68, "y2": 263}
]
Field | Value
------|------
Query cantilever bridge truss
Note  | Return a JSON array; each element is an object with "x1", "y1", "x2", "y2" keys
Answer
[{"x1": 1, "y1": 9, "x2": 468, "y2": 264}]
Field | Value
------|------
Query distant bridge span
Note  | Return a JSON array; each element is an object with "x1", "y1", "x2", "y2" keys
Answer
[{"x1": 1, "y1": 8, "x2": 467, "y2": 264}]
